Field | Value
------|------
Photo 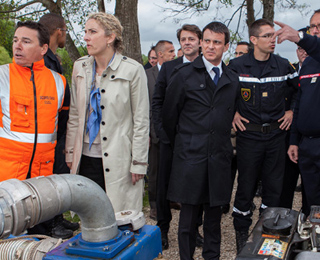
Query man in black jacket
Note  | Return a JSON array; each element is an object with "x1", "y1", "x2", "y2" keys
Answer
[
  {"x1": 162, "y1": 21, "x2": 239, "y2": 260},
  {"x1": 229, "y1": 19, "x2": 298, "y2": 254},
  {"x1": 33, "y1": 13, "x2": 78, "y2": 239},
  {"x1": 146, "y1": 40, "x2": 175, "y2": 221},
  {"x1": 274, "y1": 9, "x2": 320, "y2": 217},
  {"x1": 152, "y1": 24, "x2": 202, "y2": 250}
]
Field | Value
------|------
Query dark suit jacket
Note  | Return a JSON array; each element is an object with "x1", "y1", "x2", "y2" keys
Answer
[
  {"x1": 44, "y1": 48, "x2": 70, "y2": 173},
  {"x1": 162, "y1": 55, "x2": 240, "y2": 206},
  {"x1": 152, "y1": 57, "x2": 184, "y2": 144},
  {"x1": 146, "y1": 65, "x2": 159, "y2": 143}
]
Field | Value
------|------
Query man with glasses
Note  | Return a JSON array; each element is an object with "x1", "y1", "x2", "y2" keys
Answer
[
  {"x1": 144, "y1": 46, "x2": 158, "y2": 69},
  {"x1": 234, "y1": 41, "x2": 250, "y2": 58},
  {"x1": 273, "y1": 9, "x2": 320, "y2": 217},
  {"x1": 228, "y1": 18, "x2": 298, "y2": 254}
]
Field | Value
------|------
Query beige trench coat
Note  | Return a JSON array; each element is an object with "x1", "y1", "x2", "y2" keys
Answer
[{"x1": 65, "y1": 53, "x2": 149, "y2": 213}]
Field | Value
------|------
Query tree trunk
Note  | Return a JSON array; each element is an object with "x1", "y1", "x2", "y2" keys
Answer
[
  {"x1": 262, "y1": 0, "x2": 274, "y2": 22},
  {"x1": 115, "y1": 0, "x2": 142, "y2": 64},
  {"x1": 246, "y1": 0, "x2": 255, "y2": 28},
  {"x1": 65, "y1": 34, "x2": 81, "y2": 62},
  {"x1": 97, "y1": 0, "x2": 105, "y2": 12}
]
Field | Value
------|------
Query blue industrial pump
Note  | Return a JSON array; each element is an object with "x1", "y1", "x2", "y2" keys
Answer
[{"x1": 0, "y1": 175, "x2": 162, "y2": 260}]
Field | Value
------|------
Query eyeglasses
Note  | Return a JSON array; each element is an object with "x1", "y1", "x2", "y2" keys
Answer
[
  {"x1": 149, "y1": 56, "x2": 157, "y2": 60},
  {"x1": 235, "y1": 51, "x2": 246, "y2": 56},
  {"x1": 57, "y1": 28, "x2": 68, "y2": 33},
  {"x1": 310, "y1": 23, "x2": 320, "y2": 31},
  {"x1": 254, "y1": 33, "x2": 274, "y2": 39}
]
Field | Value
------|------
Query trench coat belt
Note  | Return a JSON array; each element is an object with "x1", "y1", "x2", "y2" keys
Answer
[{"x1": 244, "y1": 121, "x2": 281, "y2": 134}]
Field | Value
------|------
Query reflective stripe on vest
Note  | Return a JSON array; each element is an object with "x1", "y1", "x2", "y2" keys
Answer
[
  {"x1": 239, "y1": 71, "x2": 298, "y2": 83},
  {"x1": 0, "y1": 126, "x2": 56, "y2": 143},
  {"x1": 0, "y1": 64, "x2": 64, "y2": 143}
]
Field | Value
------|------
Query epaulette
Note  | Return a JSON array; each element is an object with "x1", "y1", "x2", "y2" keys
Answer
[{"x1": 76, "y1": 55, "x2": 90, "y2": 61}]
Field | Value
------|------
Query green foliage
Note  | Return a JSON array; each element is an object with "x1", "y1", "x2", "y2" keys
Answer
[
  {"x1": 56, "y1": 46, "x2": 88, "y2": 86},
  {"x1": 56, "y1": 48, "x2": 73, "y2": 86},
  {"x1": 142, "y1": 54, "x2": 148, "y2": 65},
  {"x1": 0, "y1": 45, "x2": 11, "y2": 65}
]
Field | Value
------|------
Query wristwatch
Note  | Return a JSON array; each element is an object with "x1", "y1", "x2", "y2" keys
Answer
[{"x1": 298, "y1": 31, "x2": 304, "y2": 41}]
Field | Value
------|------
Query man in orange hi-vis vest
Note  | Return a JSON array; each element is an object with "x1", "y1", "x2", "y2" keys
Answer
[{"x1": 0, "y1": 21, "x2": 66, "y2": 181}]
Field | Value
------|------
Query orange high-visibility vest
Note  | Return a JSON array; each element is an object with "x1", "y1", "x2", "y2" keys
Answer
[{"x1": 0, "y1": 59, "x2": 66, "y2": 181}]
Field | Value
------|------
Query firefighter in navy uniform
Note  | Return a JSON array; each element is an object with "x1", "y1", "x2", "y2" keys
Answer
[
  {"x1": 274, "y1": 9, "x2": 320, "y2": 217},
  {"x1": 228, "y1": 18, "x2": 298, "y2": 254}
]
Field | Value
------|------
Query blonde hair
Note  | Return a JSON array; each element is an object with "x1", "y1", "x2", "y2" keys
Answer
[{"x1": 87, "y1": 12, "x2": 124, "y2": 53}]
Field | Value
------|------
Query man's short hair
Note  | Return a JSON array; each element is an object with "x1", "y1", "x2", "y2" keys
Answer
[
  {"x1": 177, "y1": 24, "x2": 202, "y2": 42},
  {"x1": 237, "y1": 41, "x2": 251, "y2": 51},
  {"x1": 16, "y1": 21, "x2": 50, "y2": 47},
  {"x1": 154, "y1": 40, "x2": 173, "y2": 55},
  {"x1": 202, "y1": 22, "x2": 230, "y2": 45},
  {"x1": 39, "y1": 13, "x2": 65, "y2": 36},
  {"x1": 147, "y1": 46, "x2": 156, "y2": 59},
  {"x1": 249, "y1": 19, "x2": 274, "y2": 37},
  {"x1": 310, "y1": 9, "x2": 320, "y2": 22}
]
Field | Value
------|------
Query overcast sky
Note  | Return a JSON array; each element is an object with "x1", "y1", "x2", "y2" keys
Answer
[{"x1": 105, "y1": 0, "x2": 314, "y2": 63}]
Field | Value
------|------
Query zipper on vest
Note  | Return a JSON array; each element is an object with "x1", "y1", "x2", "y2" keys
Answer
[
  {"x1": 26, "y1": 65, "x2": 38, "y2": 179},
  {"x1": 253, "y1": 85, "x2": 256, "y2": 107}
]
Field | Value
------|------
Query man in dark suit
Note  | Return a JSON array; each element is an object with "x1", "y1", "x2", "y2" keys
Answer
[
  {"x1": 146, "y1": 40, "x2": 175, "y2": 220},
  {"x1": 144, "y1": 46, "x2": 157, "y2": 70},
  {"x1": 162, "y1": 21, "x2": 239, "y2": 260},
  {"x1": 152, "y1": 24, "x2": 202, "y2": 250},
  {"x1": 279, "y1": 44, "x2": 307, "y2": 210}
]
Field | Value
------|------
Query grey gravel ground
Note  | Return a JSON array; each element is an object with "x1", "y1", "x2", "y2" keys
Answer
[{"x1": 143, "y1": 177, "x2": 302, "y2": 260}]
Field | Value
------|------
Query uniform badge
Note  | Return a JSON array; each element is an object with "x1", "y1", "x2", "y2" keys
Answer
[
  {"x1": 262, "y1": 92, "x2": 268, "y2": 97},
  {"x1": 311, "y1": 77, "x2": 317, "y2": 83},
  {"x1": 241, "y1": 88, "x2": 251, "y2": 101}
]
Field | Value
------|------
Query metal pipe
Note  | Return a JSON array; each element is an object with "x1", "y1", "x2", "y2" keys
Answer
[
  {"x1": 0, "y1": 174, "x2": 118, "y2": 242},
  {"x1": 0, "y1": 237, "x2": 61, "y2": 260}
]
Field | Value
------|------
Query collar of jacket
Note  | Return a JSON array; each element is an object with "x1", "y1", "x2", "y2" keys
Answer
[
  {"x1": 243, "y1": 50, "x2": 278, "y2": 73},
  {"x1": 192, "y1": 54, "x2": 233, "y2": 89},
  {"x1": 12, "y1": 57, "x2": 46, "y2": 72},
  {"x1": 45, "y1": 48, "x2": 63, "y2": 73},
  {"x1": 81, "y1": 52, "x2": 123, "y2": 72}
]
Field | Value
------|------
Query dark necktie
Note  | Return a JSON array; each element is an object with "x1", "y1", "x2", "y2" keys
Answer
[{"x1": 212, "y1": 67, "x2": 220, "y2": 86}]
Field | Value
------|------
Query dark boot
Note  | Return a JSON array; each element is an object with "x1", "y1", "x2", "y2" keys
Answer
[
  {"x1": 56, "y1": 214, "x2": 79, "y2": 231},
  {"x1": 51, "y1": 215, "x2": 74, "y2": 239},
  {"x1": 235, "y1": 230, "x2": 248, "y2": 254},
  {"x1": 161, "y1": 232, "x2": 169, "y2": 250},
  {"x1": 51, "y1": 224, "x2": 73, "y2": 239}
]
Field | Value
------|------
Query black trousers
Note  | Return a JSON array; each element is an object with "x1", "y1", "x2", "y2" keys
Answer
[
  {"x1": 233, "y1": 134, "x2": 285, "y2": 231},
  {"x1": 298, "y1": 136, "x2": 320, "y2": 216},
  {"x1": 148, "y1": 141, "x2": 159, "y2": 206},
  {"x1": 179, "y1": 204, "x2": 221, "y2": 260},
  {"x1": 279, "y1": 133, "x2": 302, "y2": 209},
  {"x1": 156, "y1": 142, "x2": 173, "y2": 234},
  {"x1": 79, "y1": 155, "x2": 105, "y2": 192}
]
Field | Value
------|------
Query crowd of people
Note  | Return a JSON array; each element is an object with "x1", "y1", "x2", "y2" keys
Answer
[{"x1": 0, "y1": 8, "x2": 319, "y2": 260}]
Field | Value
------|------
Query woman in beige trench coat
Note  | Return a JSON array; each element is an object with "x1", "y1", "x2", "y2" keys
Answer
[{"x1": 65, "y1": 12, "x2": 149, "y2": 213}]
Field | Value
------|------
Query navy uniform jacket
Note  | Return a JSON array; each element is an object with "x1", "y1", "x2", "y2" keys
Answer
[
  {"x1": 228, "y1": 51, "x2": 298, "y2": 141},
  {"x1": 44, "y1": 48, "x2": 70, "y2": 173},
  {"x1": 162, "y1": 55, "x2": 239, "y2": 206},
  {"x1": 152, "y1": 57, "x2": 183, "y2": 144},
  {"x1": 290, "y1": 33, "x2": 320, "y2": 145}
]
